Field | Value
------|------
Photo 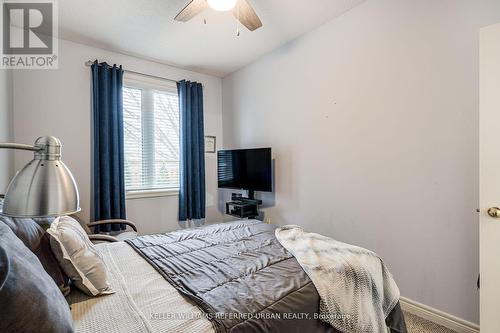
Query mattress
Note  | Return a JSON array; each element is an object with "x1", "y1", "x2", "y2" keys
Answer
[{"x1": 67, "y1": 241, "x2": 214, "y2": 333}]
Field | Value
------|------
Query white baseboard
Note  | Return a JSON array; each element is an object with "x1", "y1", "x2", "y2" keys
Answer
[{"x1": 399, "y1": 297, "x2": 479, "y2": 333}]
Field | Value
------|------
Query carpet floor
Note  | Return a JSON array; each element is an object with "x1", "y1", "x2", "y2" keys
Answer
[{"x1": 404, "y1": 311, "x2": 457, "y2": 333}]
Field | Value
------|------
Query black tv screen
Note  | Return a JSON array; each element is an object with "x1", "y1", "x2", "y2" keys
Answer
[{"x1": 218, "y1": 148, "x2": 272, "y2": 192}]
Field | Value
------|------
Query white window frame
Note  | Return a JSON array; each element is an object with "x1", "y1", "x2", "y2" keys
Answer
[{"x1": 123, "y1": 72, "x2": 180, "y2": 199}]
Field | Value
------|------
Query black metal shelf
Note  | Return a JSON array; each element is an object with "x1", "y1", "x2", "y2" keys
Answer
[
  {"x1": 225, "y1": 193, "x2": 263, "y2": 219},
  {"x1": 225, "y1": 201, "x2": 258, "y2": 219}
]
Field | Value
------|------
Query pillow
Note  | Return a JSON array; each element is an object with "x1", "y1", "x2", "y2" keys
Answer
[
  {"x1": 0, "y1": 220, "x2": 74, "y2": 333},
  {"x1": 0, "y1": 215, "x2": 71, "y2": 295},
  {"x1": 47, "y1": 216, "x2": 115, "y2": 296}
]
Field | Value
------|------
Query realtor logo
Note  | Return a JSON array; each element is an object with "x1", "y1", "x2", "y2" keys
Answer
[{"x1": 1, "y1": 0, "x2": 58, "y2": 69}]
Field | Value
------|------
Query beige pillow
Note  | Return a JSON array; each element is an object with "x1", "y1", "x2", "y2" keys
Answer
[{"x1": 47, "y1": 216, "x2": 115, "y2": 296}]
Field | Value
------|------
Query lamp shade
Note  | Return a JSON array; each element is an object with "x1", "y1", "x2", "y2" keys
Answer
[{"x1": 2, "y1": 136, "x2": 80, "y2": 218}]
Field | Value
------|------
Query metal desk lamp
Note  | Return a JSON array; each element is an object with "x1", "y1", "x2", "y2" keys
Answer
[{"x1": 0, "y1": 136, "x2": 80, "y2": 218}]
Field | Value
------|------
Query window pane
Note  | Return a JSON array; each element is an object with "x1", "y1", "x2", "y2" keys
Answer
[
  {"x1": 153, "y1": 90, "x2": 180, "y2": 189},
  {"x1": 123, "y1": 87, "x2": 143, "y2": 191},
  {"x1": 122, "y1": 83, "x2": 180, "y2": 192}
]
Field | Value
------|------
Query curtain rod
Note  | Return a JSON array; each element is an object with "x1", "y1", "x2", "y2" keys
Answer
[{"x1": 85, "y1": 60, "x2": 179, "y2": 85}]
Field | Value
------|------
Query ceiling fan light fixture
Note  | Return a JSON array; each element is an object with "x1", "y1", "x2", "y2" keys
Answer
[{"x1": 207, "y1": 0, "x2": 238, "y2": 12}]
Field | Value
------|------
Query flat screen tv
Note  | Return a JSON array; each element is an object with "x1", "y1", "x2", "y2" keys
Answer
[{"x1": 217, "y1": 148, "x2": 272, "y2": 194}]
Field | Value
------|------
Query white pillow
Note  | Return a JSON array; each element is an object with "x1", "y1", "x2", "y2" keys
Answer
[{"x1": 47, "y1": 216, "x2": 115, "y2": 296}]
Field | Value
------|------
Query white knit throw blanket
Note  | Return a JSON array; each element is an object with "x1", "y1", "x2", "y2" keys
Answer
[{"x1": 275, "y1": 225, "x2": 400, "y2": 333}]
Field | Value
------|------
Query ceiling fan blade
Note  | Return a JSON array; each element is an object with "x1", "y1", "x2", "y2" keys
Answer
[
  {"x1": 175, "y1": 0, "x2": 207, "y2": 22},
  {"x1": 233, "y1": 0, "x2": 262, "y2": 31}
]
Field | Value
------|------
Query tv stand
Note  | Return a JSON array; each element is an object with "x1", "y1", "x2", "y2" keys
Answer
[
  {"x1": 247, "y1": 190, "x2": 255, "y2": 200},
  {"x1": 225, "y1": 192, "x2": 262, "y2": 219}
]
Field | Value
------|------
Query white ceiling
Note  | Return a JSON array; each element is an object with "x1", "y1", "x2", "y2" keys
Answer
[{"x1": 59, "y1": 0, "x2": 366, "y2": 77}]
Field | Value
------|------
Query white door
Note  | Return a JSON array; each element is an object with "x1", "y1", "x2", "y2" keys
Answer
[{"x1": 480, "y1": 22, "x2": 500, "y2": 332}]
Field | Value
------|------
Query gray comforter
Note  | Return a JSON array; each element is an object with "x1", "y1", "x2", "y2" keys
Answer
[{"x1": 126, "y1": 220, "x2": 407, "y2": 333}]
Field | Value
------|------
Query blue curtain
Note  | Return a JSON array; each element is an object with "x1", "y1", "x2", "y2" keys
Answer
[
  {"x1": 178, "y1": 80, "x2": 206, "y2": 222},
  {"x1": 91, "y1": 61, "x2": 126, "y2": 232}
]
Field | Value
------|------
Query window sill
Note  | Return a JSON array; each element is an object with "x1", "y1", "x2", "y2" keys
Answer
[{"x1": 126, "y1": 189, "x2": 179, "y2": 200}]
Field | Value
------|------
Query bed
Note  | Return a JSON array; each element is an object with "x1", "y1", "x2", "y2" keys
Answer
[{"x1": 68, "y1": 220, "x2": 407, "y2": 333}]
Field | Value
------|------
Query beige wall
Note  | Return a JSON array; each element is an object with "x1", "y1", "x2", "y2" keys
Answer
[
  {"x1": 222, "y1": 0, "x2": 500, "y2": 324},
  {"x1": 0, "y1": 69, "x2": 13, "y2": 194}
]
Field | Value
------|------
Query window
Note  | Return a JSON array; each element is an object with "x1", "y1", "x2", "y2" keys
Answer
[{"x1": 122, "y1": 73, "x2": 180, "y2": 196}]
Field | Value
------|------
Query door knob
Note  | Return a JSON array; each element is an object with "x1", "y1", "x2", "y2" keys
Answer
[{"x1": 488, "y1": 207, "x2": 500, "y2": 218}]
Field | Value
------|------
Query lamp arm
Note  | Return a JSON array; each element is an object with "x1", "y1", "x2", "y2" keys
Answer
[{"x1": 0, "y1": 143, "x2": 42, "y2": 151}]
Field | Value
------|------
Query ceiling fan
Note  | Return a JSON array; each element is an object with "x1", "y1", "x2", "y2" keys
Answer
[{"x1": 174, "y1": 0, "x2": 263, "y2": 32}]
